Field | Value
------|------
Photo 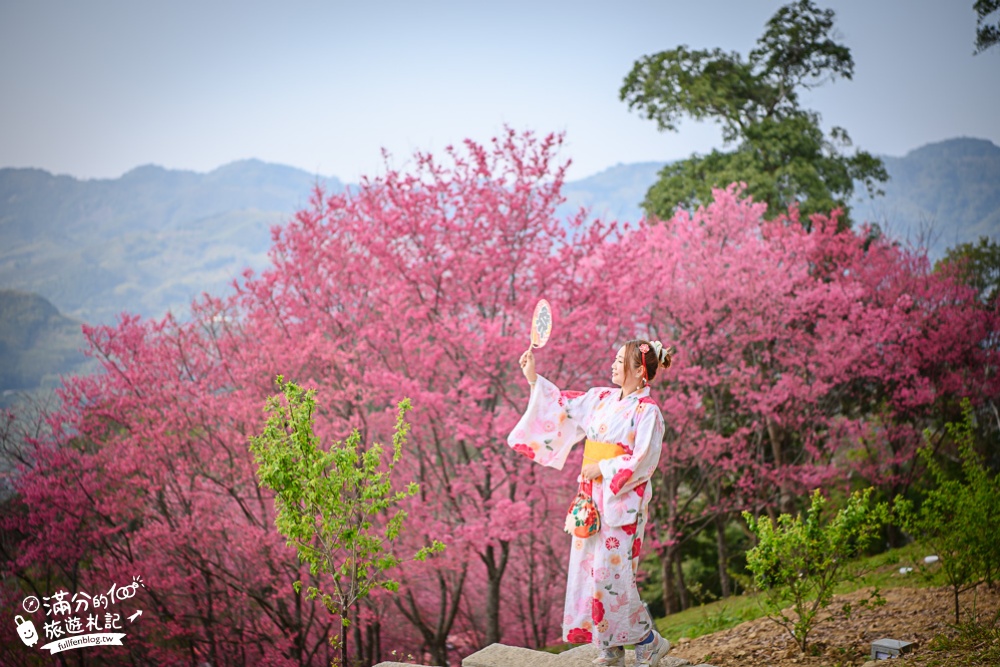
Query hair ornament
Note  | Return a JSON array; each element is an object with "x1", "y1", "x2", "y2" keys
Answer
[{"x1": 650, "y1": 340, "x2": 676, "y2": 367}]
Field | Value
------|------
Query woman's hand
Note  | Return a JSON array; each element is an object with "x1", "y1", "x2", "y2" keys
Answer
[
  {"x1": 581, "y1": 463, "x2": 602, "y2": 480},
  {"x1": 519, "y1": 348, "x2": 537, "y2": 384}
]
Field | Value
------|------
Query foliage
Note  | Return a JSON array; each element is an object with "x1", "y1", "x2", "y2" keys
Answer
[
  {"x1": 620, "y1": 0, "x2": 887, "y2": 225},
  {"x1": 936, "y1": 235, "x2": 1000, "y2": 304},
  {"x1": 622, "y1": 184, "x2": 999, "y2": 614},
  {"x1": 975, "y1": 0, "x2": 1000, "y2": 54},
  {"x1": 743, "y1": 488, "x2": 889, "y2": 652},
  {"x1": 895, "y1": 399, "x2": 1000, "y2": 623},
  {"x1": 249, "y1": 378, "x2": 443, "y2": 664}
]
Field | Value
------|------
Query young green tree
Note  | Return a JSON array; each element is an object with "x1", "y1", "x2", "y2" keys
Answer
[
  {"x1": 743, "y1": 488, "x2": 888, "y2": 652},
  {"x1": 620, "y1": 0, "x2": 887, "y2": 226},
  {"x1": 249, "y1": 377, "x2": 444, "y2": 665},
  {"x1": 895, "y1": 399, "x2": 1000, "y2": 623}
]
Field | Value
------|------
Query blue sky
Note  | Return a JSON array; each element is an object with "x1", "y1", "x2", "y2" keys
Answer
[{"x1": 1, "y1": 0, "x2": 997, "y2": 182}]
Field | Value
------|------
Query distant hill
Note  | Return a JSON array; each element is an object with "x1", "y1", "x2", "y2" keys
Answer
[
  {"x1": 560, "y1": 161, "x2": 665, "y2": 224},
  {"x1": 560, "y1": 137, "x2": 1000, "y2": 259},
  {"x1": 1, "y1": 138, "x2": 997, "y2": 330},
  {"x1": 848, "y1": 137, "x2": 1000, "y2": 255},
  {"x1": 0, "y1": 289, "x2": 96, "y2": 406},
  {"x1": 0, "y1": 160, "x2": 342, "y2": 324}
]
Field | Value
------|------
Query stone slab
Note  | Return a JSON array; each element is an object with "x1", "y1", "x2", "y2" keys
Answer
[{"x1": 463, "y1": 643, "x2": 561, "y2": 667}]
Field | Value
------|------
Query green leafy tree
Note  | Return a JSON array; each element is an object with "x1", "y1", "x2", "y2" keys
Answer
[
  {"x1": 975, "y1": 0, "x2": 1000, "y2": 54},
  {"x1": 743, "y1": 488, "x2": 888, "y2": 652},
  {"x1": 936, "y1": 236, "x2": 1000, "y2": 305},
  {"x1": 620, "y1": 0, "x2": 887, "y2": 227},
  {"x1": 895, "y1": 399, "x2": 1000, "y2": 623},
  {"x1": 249, "y1": 377, "x2": 444, "y2": 665}
]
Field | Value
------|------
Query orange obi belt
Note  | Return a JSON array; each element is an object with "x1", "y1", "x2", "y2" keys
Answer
[{"x1": 582, "y1": 439, "x2": 625, "y2": 481}]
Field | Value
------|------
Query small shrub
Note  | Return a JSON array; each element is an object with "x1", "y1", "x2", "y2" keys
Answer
[
  {"x1": 895, "y1": 398, "x2": 1000, "y2": 623},
  {"x1": 743, "y1": 487, "x2": 888, "y2": 651}
]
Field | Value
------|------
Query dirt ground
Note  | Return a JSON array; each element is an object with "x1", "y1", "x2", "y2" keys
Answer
[{"x1": 667, "y1": 586, "x2": 1000, "y2": 667}]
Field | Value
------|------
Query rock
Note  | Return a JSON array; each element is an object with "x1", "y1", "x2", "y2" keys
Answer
[{"x1": 462, "y1": 643, "x2": 560, "y2": 667}]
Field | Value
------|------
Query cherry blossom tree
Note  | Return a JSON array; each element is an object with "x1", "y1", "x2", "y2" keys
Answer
[{"x1": 609, "y1": 186, "x2": 999, "y2": 612}]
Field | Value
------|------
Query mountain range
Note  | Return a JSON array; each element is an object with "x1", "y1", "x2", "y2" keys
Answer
[{"x1": 1, "y1": 137, "x2": 998, "y2": 401}]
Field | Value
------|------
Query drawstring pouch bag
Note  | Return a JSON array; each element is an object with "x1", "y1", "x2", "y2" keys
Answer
[{"x1": 565, "y1": 485, "x2": 600, "y2": 538}]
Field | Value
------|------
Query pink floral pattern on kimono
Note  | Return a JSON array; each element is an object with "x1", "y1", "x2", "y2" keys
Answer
[{"x1": 507, "y1": 374, "x2": 665, "y2": 648}]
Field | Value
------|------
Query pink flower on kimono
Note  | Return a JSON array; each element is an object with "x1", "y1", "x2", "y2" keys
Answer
[
  {"x1": 632, "y1": 537, "x2": 642, "y2": 560},
  {"x1": 599, "y1": 390, "x2": 612, "y2": 400},
  {"x1": 622, "y1": 520, "x2": 638, "y2": 536},
  {"x1": 639, "y1": 395, "x2": 658, "y2": 406},
  {"x1": 566, "y1": 627, "x2": 592, "y2": 643},
  {"x1": 561, "y1": 390, "x2": 585, "y2": 401},
  {"x1": 609, "y1": 468, "x2": 633, "y2": 495},
  {"x1": 617, "y1": 441, "x2": 633, "y2": 456},
  {"x1": 634, "y1": 481, "x2": 647, "y2": 498},
  {"x1": 542, "y1": 420, "x2": 556, "y2": 432},
  {"x1": 605, "y1": 536, "x2": 620, "y2": 550},
  {"x1": 592, "y1": 598, "x2": 605, "y2": 623},
  {"x1": 512, "y1": 443, "x2": 535, "y2": 460},
  {"x1": 597, "y1": 619, "x2": 609, "y2": 633}
]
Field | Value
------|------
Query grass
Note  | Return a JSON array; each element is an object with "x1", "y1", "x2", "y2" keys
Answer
[{"x1": 924, "y1": 607, "x2": 1000, "y2": 666}]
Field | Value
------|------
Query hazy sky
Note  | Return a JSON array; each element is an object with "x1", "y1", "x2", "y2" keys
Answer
[{"x1": 1, "y1": 1, "x2": 997, "y2": 182}]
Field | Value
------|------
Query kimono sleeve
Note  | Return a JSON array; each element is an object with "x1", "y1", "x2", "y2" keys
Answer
[
  {"x1": 507, "y1": 374, "x2": 602, "y2": 470},
  {"x1": 598, "y1": 398, "x2": 664, "y2": 499}
]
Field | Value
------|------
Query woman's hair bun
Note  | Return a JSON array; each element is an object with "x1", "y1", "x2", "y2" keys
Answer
[{"x1": 651, "y1": 340, "x2": 675, "y2": 369}]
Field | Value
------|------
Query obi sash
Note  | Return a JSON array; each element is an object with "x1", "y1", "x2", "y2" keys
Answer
[{"x1": 582, "y1": 438, "x2": 625, "y2": 481}]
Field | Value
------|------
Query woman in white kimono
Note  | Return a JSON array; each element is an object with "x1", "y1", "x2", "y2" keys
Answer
[{"x1": 509, "y1": 339, "x2": 673, "y2": 666}]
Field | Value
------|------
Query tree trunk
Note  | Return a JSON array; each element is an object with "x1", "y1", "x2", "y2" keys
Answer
[
  {"x1": 394, "y1": 565, "x2": 466, "y2": 667},
  {"x1": 340, "y1": 623, "x2": 348, "y2": 667},
  {"x1": 885, "y1": 520, "x2": 907, "y2": 549},
  {"x1": 661, "y1": 545, "x2": 678, "y2": 614},
  {"x1": 369, "y1": 618, "x2": 381, "y2": 666},
  {"x1": 660, "y1": 464, "x2": 681, "y2": 614},
  {"x1": 481, "y1": 541, "x2": 511, "y2": 645},
  {"x1": 353, "y1": 606, "x2": 363, "y2": 666},
  {"x1": 675, "y1": 549, "x2": 689, "y2": 610},
  {"x1": 715, "y1": 513, "x2": 731, "y2": 598},
  {"x1": 766, "y1": 416, "x2": 794, "y2": 515}
]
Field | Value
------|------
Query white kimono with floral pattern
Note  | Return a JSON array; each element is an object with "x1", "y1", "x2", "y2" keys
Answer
[{"x1": 508, "y1": 374, "x2": 665, "y2": 648}]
